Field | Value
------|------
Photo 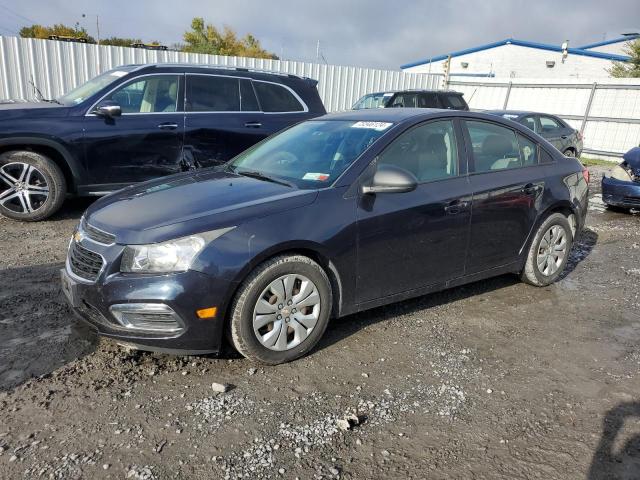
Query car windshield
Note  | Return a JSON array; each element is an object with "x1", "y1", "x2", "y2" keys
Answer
[
  {"x1": 227, "y1": 120, "x2": 393, "y2": 189},
  {"x1": 352, "y1": 93, "x2": 393, "y2": 110},
  {"x1": 56, "y1": 67, "x2": 137, "y2": 105}
]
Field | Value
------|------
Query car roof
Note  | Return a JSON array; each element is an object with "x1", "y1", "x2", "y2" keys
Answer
[
  {"x1": 362, "y1": 89, "x2": 464, "y2": 96},
  {"x1": 319, "y1": 108, "x2": 500, "y2": 123},
  {"x1": 487, "y1": 110, "x2": 558, "y2": 118},
  {"x1": 121, "y1": 63, "x2": 314, "y2": 82}
]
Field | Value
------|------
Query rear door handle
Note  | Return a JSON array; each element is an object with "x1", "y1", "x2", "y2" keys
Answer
[
  {"x1": 444, "y1": 200, "x2": 469, "y2": 215},
  {"x1": 244, "y1": 121, "x2": 262, "y2": 128},
  {"x1": 561, "y1": 135, "x2": 568, "y2": 139},
  {"x1": 158, "y1": 122, "x2": 178, "y2": 130}
]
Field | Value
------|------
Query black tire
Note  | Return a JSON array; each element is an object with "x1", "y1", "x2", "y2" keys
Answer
[
  {"x1": 0, "y1": 150, "x2": 66, "y2": 221},
  {"x1": 521, "y1": 213, "x2": 574, "y2": 287},
  {"x1": 229, "y1": 255, "x2": 332, "y2": 364},
  {"x1": 563, "y1": 148, "x2": 575, "y2": 157}
]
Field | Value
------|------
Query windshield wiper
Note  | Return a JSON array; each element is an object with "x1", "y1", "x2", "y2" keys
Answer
[{"x1": 236, "y1": 169, "x2": 294, "y2": 188}]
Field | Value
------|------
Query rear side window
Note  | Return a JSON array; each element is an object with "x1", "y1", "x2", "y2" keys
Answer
[
  {"x1": 418, "y1": 92, "x2": 440, "y2": 108},
  {"x1": 240, "y1": 79, "x2": 259, "y2": 111},
  {"x1": 465, "y1": 120, "x2": 521, "y2": 172},
  {"x1": 186, "y1": 75, "x2": 240, "y2": 112},
  {"x1": 516, "y1": 133, "x2": 538, "y2": 166},
  {"x1": 442, "y1": 94, "x2": 466, "y2": 109},
  {"x1": 253, "y1": 81, "x2": 304, "y2": 112},
  {"x1": 539, "y1": 116, "x2": 562, "y2": 133}
]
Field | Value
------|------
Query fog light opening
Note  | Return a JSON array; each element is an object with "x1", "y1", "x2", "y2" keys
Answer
[{"x1": 109, "y1": 303, "x2": 184, "y2": 333}]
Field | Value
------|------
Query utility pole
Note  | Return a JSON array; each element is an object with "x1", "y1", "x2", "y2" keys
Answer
[
  {"x1": 443, "y1": 55, "x2": 451, "y2": 90},
  {"x1": 316, "y1": 40, "x2": 320, "y2": 62},
  {"x1": 82, "y1": 13, "x2": 100, "y2": 45}
]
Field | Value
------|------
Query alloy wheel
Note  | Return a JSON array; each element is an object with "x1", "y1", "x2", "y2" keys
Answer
[
  {"x1": 536, "y1": 225, "x2": 568, "y2": 276},
  {"x1": 0, "y1": 162, "x2": 50, "y2": 213},
  {"x1": 252, "y1": 274, "x2": 321, "y2": 351}
]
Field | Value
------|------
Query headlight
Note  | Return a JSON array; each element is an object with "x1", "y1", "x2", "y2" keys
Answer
[
  {"x1": 120, "y1": 227, "x2": 234, "y2": 273},
  {"x1": 608, "y1": 165, "x2": 633, "y2": 182}
]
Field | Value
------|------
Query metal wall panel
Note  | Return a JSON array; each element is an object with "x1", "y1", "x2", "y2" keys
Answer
[{"x1": 0, "y1": 36, "x2": 441, "y2": 112}]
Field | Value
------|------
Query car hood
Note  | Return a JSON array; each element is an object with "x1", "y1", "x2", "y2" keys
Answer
[
  {"x1": 0, "y1": 100, "x2": 69, "y2": 119},
  {"x1": 623, "y1": 147, "x2": 640, "y2": 170},
  {"x1": 84, "y1": 170, "x2": 318, "y2": 245}
]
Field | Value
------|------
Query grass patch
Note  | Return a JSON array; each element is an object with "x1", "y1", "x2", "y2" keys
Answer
[{"x1": 579, "y1": 156, "x2": 617, "y2": 167}]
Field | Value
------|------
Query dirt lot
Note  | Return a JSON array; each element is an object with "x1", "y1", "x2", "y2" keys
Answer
[{"x1": 1, "y1": 165, "x2": 639, "y2": 479}]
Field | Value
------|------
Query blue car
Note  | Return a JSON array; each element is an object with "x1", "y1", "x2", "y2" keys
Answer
[
  {"x1": 61, "y1": 109, "x2": 589, "y2": 364},
  {"x1": 602, "y1": 147, "x2": 640, "y2": 211}
]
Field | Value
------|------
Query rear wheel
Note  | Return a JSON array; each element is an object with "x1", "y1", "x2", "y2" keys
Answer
[
  {"x1": 563, "y1": 148, "x2": 575, "y2": 157},
  {"x1": 0, "y1": 151, "x2": 66, "y2": 221},
  {"x1": 521, "y1": 213, "x2": 573, "y2": 286},
  {"x1": 229, "y1": 255, "x2": 332, "y2": 364}
]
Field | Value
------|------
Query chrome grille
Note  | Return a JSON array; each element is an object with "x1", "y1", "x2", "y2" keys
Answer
[
  {"x1": 69, "y1": 242, "x2": 104, "y2": 281},
  {"x1": 82, "y1": 220, "x2": 116, "y2": 245}
]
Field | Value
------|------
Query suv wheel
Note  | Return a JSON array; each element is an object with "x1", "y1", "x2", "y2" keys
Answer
[
  {"x1": 0, "y1": 151, "x2": 66, "y2": 221},
  {"x1": 229, "y1": 255, "x2": 332, "y2": 364},
  {"x1": 521, "y1": 213, "x2": 574, "y2": 286},
  {"x1": 563, "y1": 148, "x2": 575, "y2": 157}
]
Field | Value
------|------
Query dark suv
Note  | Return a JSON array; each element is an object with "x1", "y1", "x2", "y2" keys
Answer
[
  {"x1": 0, "y1": 64, "x2": 325, "y2": 221},
  {"x1": 352, "y1": 90, "x2": 469, "y2": 111}
]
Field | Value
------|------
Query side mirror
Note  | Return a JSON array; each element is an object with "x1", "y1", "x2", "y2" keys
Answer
[
  {"x1": 93, "y1": 101, "x2": 121, "y2": 118},
  {"x1": 362, "y1": 164, "x2": 418, "y2": 195}
]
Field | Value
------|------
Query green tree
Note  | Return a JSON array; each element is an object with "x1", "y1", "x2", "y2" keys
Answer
[
  {"x1": 19, "y1": 23, "x2": 95, "y2": 43},
  {"x1": 100, "y1": 37, "x2": 142, "y2": 47},
  {"x1": 609, "y1": 39, "x2": 640, "y2": 78},
  {"x1": 182, "y1": 17, "x2": 277, "y2": 59}
]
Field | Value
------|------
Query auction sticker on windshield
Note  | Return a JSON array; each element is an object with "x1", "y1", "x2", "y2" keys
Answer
[
  {"x1": 351, "y1": 121, "x2": 393, "y2": 131},
  {"x1": 303, "y1": 172, "x2": 330, "y2": 181}
]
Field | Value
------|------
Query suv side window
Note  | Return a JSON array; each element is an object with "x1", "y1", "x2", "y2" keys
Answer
[
  {"x1": 108, "y1": 75, "x2": 180, "y2": 113},
  {"x1": 391, "y1": 93, "x2": 416, "y2": 108},
  {"x1": 539, "y1": 115, "x2": 562, "y2": 134},
  {"x1": 520, "y1": 116, "x2": 537, "y2": 132},
  {"x1": 418, "y1": 92, "x2": 440, "y2": 108},
  {"x1": 465, "y1": 120, "x2": 521, "y2": 172},
  {"x1": 442, "y1": 94, "x2": 466, "y2": 110},
  {"x1": 378, "y1": 120, "x2": 458, "y2": 182},
  {"x1": 253, "y1": 81, "x2": 304, "y2": 112},
  {"x1": 240, "y1": 79, "x2": 260, "y2": 111},
  {"x1": 186, "y1": 75, "x2": 240, "y2": 112}
]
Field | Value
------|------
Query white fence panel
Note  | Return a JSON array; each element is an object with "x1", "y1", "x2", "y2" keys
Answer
[{"x1": 0, "y1": 36, "x2": 441, "y2": 112}]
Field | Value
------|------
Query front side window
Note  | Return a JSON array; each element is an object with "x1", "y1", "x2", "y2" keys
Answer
[
  {"x1": 253, "y1": 81, "x2": 304, "y2": 112},
  {"x1": 58, "y1": 67, "x2": 138, "y2": 105},
  {"x1": 107, "y1": 75, "x2": 180, "y2": 113},
  {"x1": 466, "y1": 120, "x2": 521, "y2": 172},
  {"x1": 418, "y1": 93, "x2": 440, "y2": 108},
  {"x1": 391, "y1": 93, "x2": 419, "y2": 108},
  {"x1": 378, "y1": 120, "x2": 458, "y2": 182},
  {"x1": 539, "y1": 116, "x2": 562, "y2": 133},
  {"x1": 352, "y1": 93, "x2": 392, "y2": 109},
  {"x1": 228, "y1": 120, "x2": 390, "y2": 188},
  {"x1": 186, "y1": 75, "x2": 240, "y2": 112}
]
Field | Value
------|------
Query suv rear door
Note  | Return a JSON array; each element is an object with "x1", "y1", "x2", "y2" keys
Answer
[
  {"x1": 82, "y1": 73, "x2": 185, "y2": 188},
  {"x1": 251, "y1": 79, "x2": 312, "y2": 139},
  {"x1": 537, "y1": 115, "x2": 567, "y2": 152}
]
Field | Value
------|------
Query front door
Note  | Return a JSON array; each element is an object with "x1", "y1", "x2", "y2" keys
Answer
[
  {"x1": 463, "y1": 119, "x2": 545, "y2": 274},
  {"x1": 356, "y1": 119, "x2": 472, "y2": 303},
  {"x1": 83, "y1": 74, "x2": 185, "y2": 188}
]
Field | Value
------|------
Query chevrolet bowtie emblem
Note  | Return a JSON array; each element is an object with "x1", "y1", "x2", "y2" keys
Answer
[{"x1": 73, "y1": 231, "x2": 84, "y2": 242}]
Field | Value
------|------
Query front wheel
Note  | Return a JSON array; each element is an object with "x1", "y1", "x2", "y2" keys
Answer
[
  {"x1": 229, "y1": 255, "x2": 333, "y2": 364},
  {"x1": 0, "y1": 151, "x2": 66, "y2": 221},
  {"x1": 521, "y1": 213, "x2": 574, "y2": 286}
]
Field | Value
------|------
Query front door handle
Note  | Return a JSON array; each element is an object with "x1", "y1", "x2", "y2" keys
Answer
[
  {"x1": 444, "y1": 200, "x2": 469, "y2": 215},
  {"x1": 522, "y1": 183, "x2": 540, "y2": 195},
  {"x1": 561, "y1": 135, "x2": 568, "y2": 139},
  {"x1": 158, "y1": 122, "x2": 178, "y2": 130},
  {"x1": 244, "y1": 121, "x2": 262, "y2": 128}
]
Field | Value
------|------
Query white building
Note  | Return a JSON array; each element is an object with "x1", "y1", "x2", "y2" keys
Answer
[{"x1": 401, "y1": 35, "x2": 638, "y2": 79}]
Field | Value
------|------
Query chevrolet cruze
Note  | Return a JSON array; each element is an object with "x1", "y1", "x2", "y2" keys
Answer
[{"x1": 61, "y1": 109, "x2": 589, "y2": 364}]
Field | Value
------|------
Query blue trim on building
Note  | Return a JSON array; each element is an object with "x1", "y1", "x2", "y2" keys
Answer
[
  {"x1": 400, "y1": 38, "x2": 631, "y2": 70},
  {"x1": 579, "y1": 34, "x2": 639, "y2": 50}
]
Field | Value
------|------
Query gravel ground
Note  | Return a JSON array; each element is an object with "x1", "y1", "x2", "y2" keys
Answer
[{"x1": 1, "y1": 166, "x2": 640, "y2": 479}]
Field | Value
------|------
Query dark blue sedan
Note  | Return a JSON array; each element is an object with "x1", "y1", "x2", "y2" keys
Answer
[{"x1": 61, "y1": 108, "x2": 589, "y2": 364}]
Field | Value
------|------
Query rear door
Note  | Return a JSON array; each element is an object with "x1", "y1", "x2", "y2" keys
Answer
[
  {"x1": 537, "y1": 115, "x2": 566, "y2": 151},
  {"x1": 183, "y1": 74, "x2": 266, "y2": 167},
  {"x1": 83, "y1": 73, "x2": 185, "y2": 186},
  {"x1": 464, "y1": 120, "x2": 545, "y2": 274},
  {"x1": 356, "y1": 119, "x2": 472, "y2": 302},
  {"x1": 251, "y1": 79, "x2": 313, "y2": 138}
]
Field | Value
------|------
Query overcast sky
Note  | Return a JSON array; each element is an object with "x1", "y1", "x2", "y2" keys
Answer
[{"x1": 0, "y1": 0, "x2": 638, "y2": 69}]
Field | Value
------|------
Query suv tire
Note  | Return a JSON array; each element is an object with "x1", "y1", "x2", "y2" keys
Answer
[
  {"x1": 229, "y1": 255, "x2": 332, "y2": 364},
  {"x1": 0, "y1": 150, "x2": 66, "y2": 221}
]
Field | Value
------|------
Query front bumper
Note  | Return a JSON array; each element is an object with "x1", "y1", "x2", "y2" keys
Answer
[
  {"x1": 601, "y1": 176, "x2": 640, "y2": 209},
  {"x1": 61, "y1": 236, "x2": 236, "y2": 354}
]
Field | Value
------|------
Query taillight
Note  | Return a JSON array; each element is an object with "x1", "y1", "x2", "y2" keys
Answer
[{"x1": 582, "y1": 167, "x2": 590, "y2": 184}]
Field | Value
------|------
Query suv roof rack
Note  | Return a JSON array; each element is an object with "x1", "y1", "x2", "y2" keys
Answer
[{"x1": 128, "y1": 63, "x2": 312, "y2": 81}]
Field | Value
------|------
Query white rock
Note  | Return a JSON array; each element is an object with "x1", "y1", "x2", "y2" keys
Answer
[{"x1": 212, "y1": 382, "x2": 230, "y2": 393}]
